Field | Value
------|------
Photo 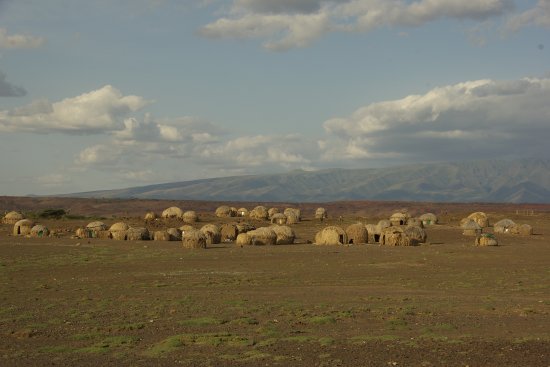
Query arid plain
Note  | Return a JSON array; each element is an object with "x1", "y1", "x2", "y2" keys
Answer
[{"x1": 1, "y1": 197, "x2": 549, "y2": 366}]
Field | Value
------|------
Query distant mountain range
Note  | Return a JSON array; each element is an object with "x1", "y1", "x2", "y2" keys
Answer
[{"x1": 65, "y1": 159, "x2": 550, "y2": 203}]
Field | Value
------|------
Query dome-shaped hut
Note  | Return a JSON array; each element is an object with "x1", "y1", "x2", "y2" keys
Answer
[
  {"x1": 236, "y1": 223, "x2": 255, "y2": 234},
  {"x1": 270, "y1": 213, "x2": 287, "y2": 225},
  {"x1": 345, "y1": 223, "x2": 368, "y2": 245},
  {"x1": 284, "y1": 208, "x2": 301, "y2": 221},
  {"x1": 379, "y1": 227, "x2": 419, "y2": 246},
  {"x1": 285, "y1": 212, "x2": 299, "y2": 225},
  {"x1": 144, "y1": 212, "x2": 157, "y2": 221},
  {"x1": 127, "y1": 227, "x2": 150, "y2": 241},
  {"x1": 270, "y1": 225, "x2": 295, "y2": 245},
  {"x1": 182, "y1": 229, "x2": 207, "y2": 249},
  {"x1": 162, "y1": 206, "x2": 184, "y2": 219},
  {"x1": 237, "y1": 208, "x2": 249, "y2": 217},
  {"x1": 419, "y1": 213, "x2": 438, "y2": 226},
  {"x1": 200, "y1": 224, "x2": 221, "y2": 245},
  {"x1": 510, "y1": 223, "x2": 533, "y2": 236},
  {"x1": 462, "y1": 219, "x2": 482, "y2": 236},
  {"x1": 365, "y1": 224, "x2": 381, "y2": 243},
  {"x1": 153, "y1": 230, "x2": 171, "y2": 241},
  {"x1": 466, "y1": 212, "x2": 489, "y2": 228},
  {"x1": 166, "y1": 227, "x2": 183, "y2": 241},
  {"x1": 13, "y1": 219, "x2": 35, "y2": 236},
  {"x1": 268, "y1": 207, "x2": 280, "y2": 219},
  {"x1": 246, "y1": 227, "x2": 277, "y2": 246},
  {"x1": 110, "y1": 222, "x2": 129, "y2": 240},
  {"x1": 407, "y1": 217, "x2": 423, "y2": 228},
  {"x1": 30, "y1": 225, "x2": 50, "y2": 238},
  {"x1": 3, "y1": 211, "x2": 24, "y2": 224},
  {"x1": 249, "y1": 206, "x2": 269, "y2": 220},
  {"x1": 220, "y1": 223, "x2": 239, "y2": 242},
  {"x1": 315, "y1": 226, "x2": 347, "y2": 246},
  {"x1": 494, "y1": 219, "x2": 516, "y2": 234},
  {"x1": 390, "y1": 212, "x2": 409, "y2": 226},
  {"x1": 215, "y1": 205, "x2": 235, "y2": 218},
  {"x1": 315, "y1": 208, "x2": 327, "y2": 221},
  {"x1": 475, "y1": 234, "x2": 498, "y2": 247},
  {"x1": 236, "y1": 233, "x2": 251, "y2": 246},
  {"x1": 403, "y1": 226, "x2": 427, "y2": 243},
  {"x1": 182, "y1": 211, "x2": 198, "y2": 224}
]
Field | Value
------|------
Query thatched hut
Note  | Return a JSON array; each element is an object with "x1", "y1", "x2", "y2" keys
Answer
[
  {"x1": 268, "y1": 208, "x2": 280, "y2": 219},
  {"x1": 110, "y1": 222, "x2": 129, "y2": 232},
  {"x1": 3, "y1": 211, "x2": 24, "y2": 224},
  {"x1": 271, "y1": 213, "x2": 287, "y2": 225},
  {"x1": 466, "y1": 212, "x2": 489, "y2": 228},
  {"x1": 246, "y1": 227, "x2": 277, "y2": 246},
  {"x1": 365, "y1": 224, "x2": 380, "y2": 243},
  {"x1": 475, "y1": 234, "x2": 498, "y2": 247},
  {"x1": 200, "y1": 224, "x2": 221, "y2": 245},
  {"x1": 315, "y1": 207, "x2": 327, "y2": 221},
  {"x1": 249, "y1": 206, "x2": 269, "y2": 220},
  {"x1": 510, "y1": 223, "x2": 533, "y2": 236},
  {"x1": 220, "y1": 223, "x2": 239, "y2": 242},
  {"x1": 462, "y1": 219, "x2": 482, "y2": 236},
  {"x1": 390, "y1": 212, "x2": 409, "y2": 226},
  {"x1": 236, "y1": 233, "x2": 251, "y2": 246},
  {"x1": 419, "y1": 213, "x2": 438, "y2": 226},
  {"x1": 182, "y1": 229, "x2": 207, "y2": 249},
  {"x1": 112, "y1": 230, "x2": 128, "y2": 241},
  {"x1": 407, "y1": 217, "x2": 423, "y2": 228},
  {"x1": 270, "y1": 225, "x2": 295, "y2": 245},
  {"x1": 237, "y1": 208, "x2": 249, "y2": 217},
  {"x1": 315, "y1": 226, "x2": 347, "y2": 246},
  {"x1": 403, "y1": 226, "x2": 427, "y2": 243},
  {"x1": 285, "y1": 212, "x2": 299, "y2": 225},
  {"x1": 153, "y1": 230, "x2": 171, "y2": 241},
  {"x1": 345, "y1": 223, "x2": 368, "y2": 245},
  {"x1": 182, "y1": 211, "x2": 198, "y2": 224},
  {"x1": 162, "y1": 206, "x2": 184, "y2": 219},
  {"x1": 30, "y1": 225, "x2": 50, "y2": 238},
  {"x1": 144, "y1": 212, "x2": 157, "y2": 221},
  {"x1": 166, "y1": 228, "x2": 181, "y2": 240},
  {"x1": 284, "y1": 208, "x2": 301, "y2": 221},
  {"x1": 87, "y1": 221, "x2": 107, "y2": 231},
  {"x1": 127, "y1": 227, "x2": 150, "y2": 241},
  {"x1": 236, "y1": 223, "x2": 255, "y2": 234},
  {"x1": 377, "y1": 220, "x2": 392, "y2": 230},
  {"x1": 13, "y1": 219, "x2": 35, "y2": 236},
  {"x1": 215, "y1": 205, "x2": 235, "y2": 218},
  {"x1": 379, "y1": 227, "x2": 418, "y2": 246},
  {"x1": 494, "y1": 219, "x2": 516, "y2": 234}
]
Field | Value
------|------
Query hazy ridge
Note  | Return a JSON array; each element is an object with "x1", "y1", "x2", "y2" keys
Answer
[{"x1": 65, "y1": 159, "x2": 550, "y2": 203}]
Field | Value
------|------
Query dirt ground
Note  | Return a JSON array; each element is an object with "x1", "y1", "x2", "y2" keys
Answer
[{"x1": 0, "y1": 198, "x2": 549, "y2": 366}]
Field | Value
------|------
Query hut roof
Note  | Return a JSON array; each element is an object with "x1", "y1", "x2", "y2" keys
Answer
[
  {"x1": 162, "y1": 206, "x2": 183, "y2": 218},
  {"x1": 86, "y1": 221, "x2": 107, "y2": 230},
  {"x1": 110, "y1": 222, "x2": 129, "y2": 232},
  {"x1": 315, "y1": 226, "x2": 347, "y2": 246}
]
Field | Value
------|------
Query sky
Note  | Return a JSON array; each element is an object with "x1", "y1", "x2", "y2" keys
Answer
[{"x1": 0, "y1": 0, "x2": 549, "y2": 196}]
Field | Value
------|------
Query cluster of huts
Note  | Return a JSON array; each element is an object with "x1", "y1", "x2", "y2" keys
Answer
[
  {"x1": 2, "y1": 211, "x2": 50, "y2": 238},
  {"x1": 2, "y1": 207, "x2": 534, "y2": 248}
]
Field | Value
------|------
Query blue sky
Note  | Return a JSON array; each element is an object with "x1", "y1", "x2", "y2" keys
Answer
[{"x1": 0, "y1": 0, "x2": 549, "y2": 195}]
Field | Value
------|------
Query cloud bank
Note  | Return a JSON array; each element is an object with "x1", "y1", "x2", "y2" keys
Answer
[
  {"x1": 0, "y1": 71, "x2": 26, "y2": 97},
  {"x1": 200, "y1": 0, "x2": 515, "y2": 50},
  {"x1": 4, "y1": 76, "x2": 550, "y2": 184}
]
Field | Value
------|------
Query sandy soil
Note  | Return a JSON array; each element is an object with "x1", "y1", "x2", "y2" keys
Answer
[{"x1": 0, "y1": 197, "x2": 549, "y2": 366}]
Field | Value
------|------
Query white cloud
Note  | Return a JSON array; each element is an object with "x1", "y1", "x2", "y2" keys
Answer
[
  {"x1": 0, "y1": 71, "x2": 26, "y2": 97},
  {"x1": 321, "y1": 76, "x2": 550, "y2": 162},
  {"x1": 0, "y1": 85, "x2": 152, "y2": 133},
  {"x1": 0, "y1": 27, "x2": 45, "y2": 49},
  {"x1": 506, "y1": 0, "x2": 550, "y2": 31},
  {"x1": 201, "y1": 0, "x2": 513, "y2": 50}
]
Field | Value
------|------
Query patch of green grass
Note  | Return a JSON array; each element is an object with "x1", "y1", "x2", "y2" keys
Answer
[
  {"x1": 309, "y1": 315, "x2": 336, "y2": 325},
  {"x1": 256, "y1": 338, "x2": 278, "y2": 347},
  {"x1": 282, "y1": 335, "x2": 314, "y2": 343},
  {"x1": 113, "y1": 322, "x2": 145, "y2": 331},
  {"x1": 318, "y1": 337, "x2": 335, "y2": 346},
  {"x1": 385, "y1": 317, "x2": 408, "y2": 331},
  {"x1": 145, "y1": 335, "x2": 184, "y2": 357},
  {"x1": 70, "y1": 332, "x2": 104, "y2": 341},
  {"x1": 220, "y1": 350, "x2": 271, "y2": 362},
  {"x1": 179, "y1": 317, "x2": 225, "y2": 326},
  {"x1": 39, "y1": 346, "x2": 74, "y2": 354}
]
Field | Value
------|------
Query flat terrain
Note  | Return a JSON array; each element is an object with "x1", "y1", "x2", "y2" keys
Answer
[{"x1": 1, "y1": 198, "x2": 549, "y2": 366}]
